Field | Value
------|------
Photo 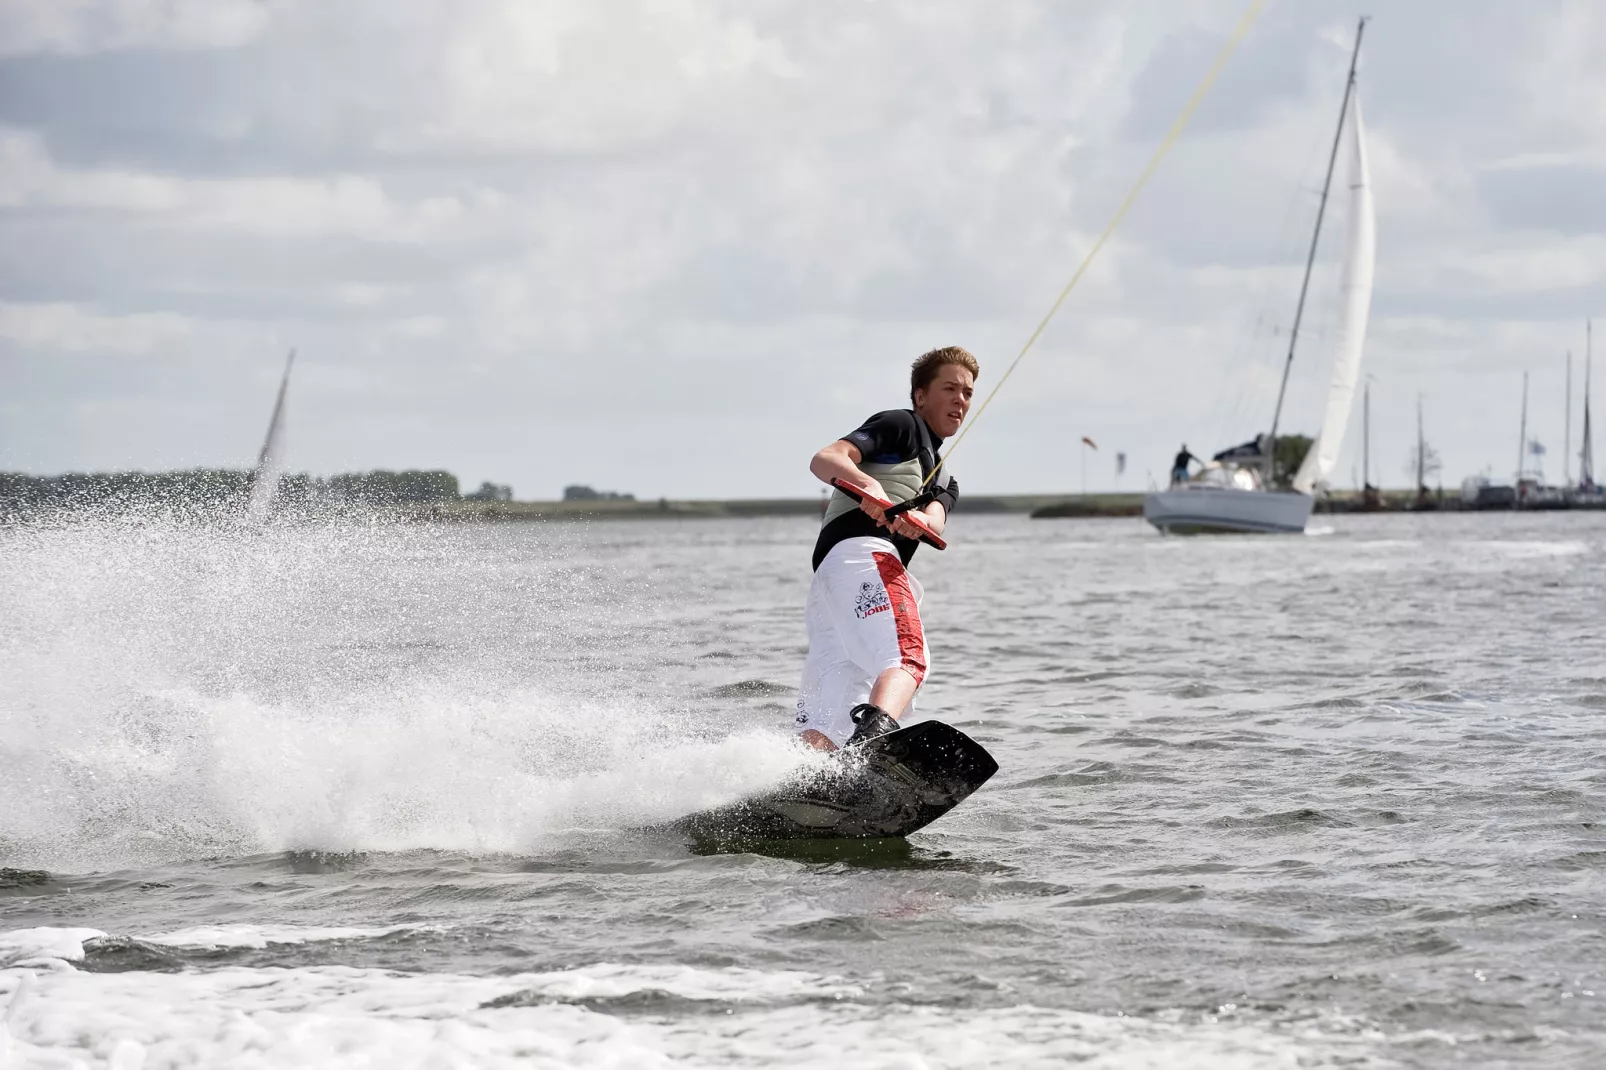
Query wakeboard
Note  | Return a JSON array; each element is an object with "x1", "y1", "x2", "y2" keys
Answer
[{"x1": 674, "y1": 720, "x2": 997, "y2": 843}]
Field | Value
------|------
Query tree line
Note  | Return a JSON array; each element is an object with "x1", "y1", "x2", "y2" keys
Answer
[{"x1": 0, "y1": 468, "x2": 475, "y2": 513}]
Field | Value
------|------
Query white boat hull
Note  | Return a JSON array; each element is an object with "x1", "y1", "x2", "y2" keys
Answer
[{"x1": 1143, "y1": 487, "x2": 1314, "y2": 534}]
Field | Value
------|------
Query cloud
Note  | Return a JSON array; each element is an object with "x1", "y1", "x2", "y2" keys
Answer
[
  {"x1": 381, "y1": 1, "x2": 804, "y2": 157},
  {"x1": 0, "y1": 301, "x2": 195, "y2": 354},
  {"x1": 1476, "y1": 161, "x2": 1606, "y2": 234},
  {"x1": 0, "y1": 0, "x2": 267, "y2": 56},
  {"x1": 0, "y1": 126, "x2": 474, "y2": 241}
]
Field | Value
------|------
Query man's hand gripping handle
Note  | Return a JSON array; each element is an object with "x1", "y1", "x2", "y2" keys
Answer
[{"x1": 829, "y1": 478, "x2": 947, "y2": 551}]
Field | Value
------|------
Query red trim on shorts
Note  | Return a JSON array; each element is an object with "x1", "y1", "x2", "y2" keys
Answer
[{"x1": 871, "y1": 551, "x2": 926, "y2": 686}]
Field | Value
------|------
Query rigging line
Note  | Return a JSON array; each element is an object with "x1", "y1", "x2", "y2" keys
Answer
[{"x1": 927, "y1": 0, "x2": 1270, "y2": 485}]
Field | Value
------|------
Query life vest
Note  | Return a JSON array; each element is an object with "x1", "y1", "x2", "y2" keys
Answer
[{"x1": 820, "y1": 411, "x2": 943, "y2": 528}]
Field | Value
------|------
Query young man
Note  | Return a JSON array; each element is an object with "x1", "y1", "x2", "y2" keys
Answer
[{"x1": 795, "y1": 346, "x2": 977, "y2": 751}]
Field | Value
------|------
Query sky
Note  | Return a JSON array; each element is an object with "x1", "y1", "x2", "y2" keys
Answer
[{"x1": 1, "y1": 0, "x2": 1603, "y2": 498}]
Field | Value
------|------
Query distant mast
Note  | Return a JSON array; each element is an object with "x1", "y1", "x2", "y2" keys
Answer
[
  {"x1": 1564, "y1": 351, "x2": 1572, "y2": 487},
  {"x1": 1416, "y1": 393, "x2": 1425, "y2": 493},
  {"x1": 1516, "y1": 370, "x2": 1529, "y2": 490},
  {"x1": 1362, "y1": 379, "x2": 1371, "y2": 488},
  {"x1": 248, "y1": 349, "x2": 296, "y2": 520},
  {"x1": 1582, "y1": 321, "x2": 1595, "y2": 489}
]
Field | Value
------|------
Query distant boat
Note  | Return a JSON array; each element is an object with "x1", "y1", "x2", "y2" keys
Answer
[
  {"x1": 1514, "y1": 369, "x2": 1566, "y2": 508},
  {"x1": 1461, "y1": 475, "x2": 1515, "y2": 510},
  {"x1": 247, "y1": 349, "x2": 295, "y2": 520},
  {"x1": 1145, "y1": 19, "x2": 1374, "y2": 535}
]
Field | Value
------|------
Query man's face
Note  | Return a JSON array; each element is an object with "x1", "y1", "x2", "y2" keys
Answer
[{"x1": 914, "y1": 364, "x2": 975, "y2": 439}]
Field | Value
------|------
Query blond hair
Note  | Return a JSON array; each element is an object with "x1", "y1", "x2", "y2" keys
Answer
[{"x1": 909, "y1": 346, "x2": 980, "y2": 401}]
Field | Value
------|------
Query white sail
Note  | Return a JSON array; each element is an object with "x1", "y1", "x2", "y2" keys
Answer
[
  {"x1": 247, "y1": 349, "x2": 296, "y2": 520},
  {"x1": 1294, "y1": 96, "x2": 1375, "y2": 494}
]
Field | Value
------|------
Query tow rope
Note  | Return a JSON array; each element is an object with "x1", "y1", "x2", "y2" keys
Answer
[{"x1": 925, "y1": 0, "x2": 1270, "y2": 484}]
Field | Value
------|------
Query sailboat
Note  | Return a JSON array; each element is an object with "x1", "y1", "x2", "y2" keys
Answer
[
  {"x1": 1145, "y1": 18, "x2": 1375, "y2": 534},
  {"x1": 247, "y1": 348, "x2": 296, "y2": 520}
]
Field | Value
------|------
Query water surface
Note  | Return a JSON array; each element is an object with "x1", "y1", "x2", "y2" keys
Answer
[{"x1": 2, "y1": 511, "x2": 1602, "y2": 1067}]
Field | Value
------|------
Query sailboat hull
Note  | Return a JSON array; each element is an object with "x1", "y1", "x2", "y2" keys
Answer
[{"x1": 1143, "y1": 487, "x2": 1314, "y2": 535}]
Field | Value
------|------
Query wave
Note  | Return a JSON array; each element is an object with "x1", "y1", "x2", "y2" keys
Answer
[
  {"x1": 1, "y1": 926, "x2": 1386, "y2": 1070},
  {"x1": 0, "y1": 518, "x2": 810, "y2": 871}
]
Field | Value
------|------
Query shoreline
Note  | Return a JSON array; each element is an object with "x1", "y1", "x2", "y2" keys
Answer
[
  {"x1": 401, "y1": 490, "x2": 1606, "y2": 522},
  {"x1": 6, "y1": 490, "x2": 1603, "y2": 525},
  {"x1": 413, "y1": 493, "x2": 1090, "y2": 521}
]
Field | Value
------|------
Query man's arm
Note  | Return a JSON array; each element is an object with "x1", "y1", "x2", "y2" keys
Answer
[
  {"x1": 908, "y1": 472, "x2": 959, "y2": 538},
  {"x1": 912, "y1": 500, "x2": 947, "y2": 538},
  {"x1": 810, "y1": 439, "x2": 901, "y2": 528},
  {"x1": 809, "y1": 440, "x2": 884, "y2": 498},
  {"x1": 814, "y1": 438, "x2": 947, "y2": 536},
  {"x1": 812, "y1": 412, "x2": 951, "y2": 541}
]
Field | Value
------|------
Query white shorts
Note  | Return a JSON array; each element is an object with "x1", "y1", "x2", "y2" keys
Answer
[{"x1": 795, "y1": 536, "x2": 929, "y2": 747}]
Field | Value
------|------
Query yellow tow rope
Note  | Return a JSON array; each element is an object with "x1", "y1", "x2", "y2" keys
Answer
[{"x1": 928, "y1": 0, "x2": 1270, "y2": 483}]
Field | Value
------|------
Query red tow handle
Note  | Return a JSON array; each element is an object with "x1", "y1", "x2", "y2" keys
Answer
[{"x1": 830, "y1": 478, "x2": 947, "y2": 551}]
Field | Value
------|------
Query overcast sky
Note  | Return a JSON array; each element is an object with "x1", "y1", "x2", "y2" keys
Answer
[{"x1": 2, "y1": 0, "x2": 1603, "y2": 498}]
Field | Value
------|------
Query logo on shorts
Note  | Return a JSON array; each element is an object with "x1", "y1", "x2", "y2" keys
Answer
[{"x1": 854, "y1": 581, "x2": 891, "y2": 619}]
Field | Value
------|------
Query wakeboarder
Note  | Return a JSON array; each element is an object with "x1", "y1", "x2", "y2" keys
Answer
[{"x1": 795, "y1": 346, "x2": 976, "y2": 751}]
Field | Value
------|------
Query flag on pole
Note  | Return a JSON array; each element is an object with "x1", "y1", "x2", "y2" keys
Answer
[
  {"x1": 1115, "y1": 451, "x2": 1127, "y2": 475},
  {"x1": 1081, "y1": 436, "x2": 1098, "y2": 450},
  {"x1": 1529, "y1": 439, "x2": 1546, "y2": 456}
]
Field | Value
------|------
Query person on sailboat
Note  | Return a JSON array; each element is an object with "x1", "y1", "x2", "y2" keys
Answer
[
  {"x1": 1171, "y1": 444, "x2": 1200, "y2": 486},
  {"x1": 794, "y1": 346, "x2": 974, "y2": 751}
]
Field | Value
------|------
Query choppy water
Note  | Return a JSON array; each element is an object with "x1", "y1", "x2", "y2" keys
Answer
[{"x1": 2, "y1": 511, "x2": 1603, "y2": 1068}]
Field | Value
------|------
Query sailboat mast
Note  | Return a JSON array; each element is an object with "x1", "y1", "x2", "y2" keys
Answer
[
  {"x1": 1517, "y1": 370, "x2": 1529, "y2": 487},
  {"x1": 1267, "y1": 17, "x2": 1368, "y2": 462},
  {"x1": 1416, "y1": 393, "x2": 1425, "y2": 491},
  {"x1": 257, "y1": 348, "x2": 296, "y2": 469},
  {"x1": 1565, "y1": 351, "x2": 1572, "y2": 486},
  {"x1": 1583, "y1": 320, "x2": 1595, "y2": 487},
  {"x1": 1362, "y1": 380, "x2": 1371, "y2": 487},
  {"x1": 247, "y1": 348, "x2": 296, "y2": 520}
]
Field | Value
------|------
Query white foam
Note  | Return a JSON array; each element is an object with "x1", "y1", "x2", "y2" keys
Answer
[
  {"x1": 0, "y1": 941, "x2": 1388, "y2": 1069},
  {"x1": 0, "y1": 961, "x2": 669, "y2": 1070},
  {"x1": 1490, "y1": 539, "x2": 1589, "y2": 559},
  {"x1": 0, "y1": 927, "x2": 105, "y2": 970}
]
